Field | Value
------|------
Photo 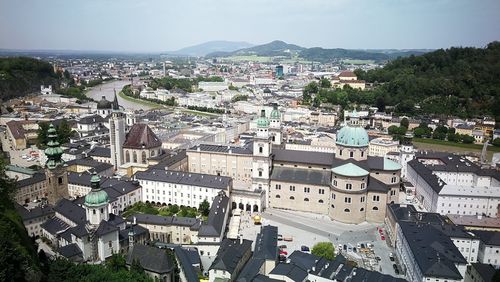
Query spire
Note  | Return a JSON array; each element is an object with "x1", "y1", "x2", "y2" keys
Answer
[
  {"x1": 90, "y1": 172, "x2": 101, "y2": 191},
  {"x1": 85, "y1": 172, "x2": 109, "y2": 207},
  {"x1": 44, "y1": 124, "x2": 64, "y2": 169},
  {"x1": 112, "y1": 88, "x2": 120, "y2": 111}
]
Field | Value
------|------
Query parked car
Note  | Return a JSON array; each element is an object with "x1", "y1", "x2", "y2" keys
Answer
[
  {"x1": 389, "y1": 252, "x2": 395, "y2": 261},
  {"x1": 279, "y1": 250, "x2": 288, "y2": 256},
  {"x1": 356, "y1": 243, "x2": 361, "y2": 248},
  {"x1": 279, "y1": 255, "x2": 287, "y2": 262},
  {"x1": 277, "y1": 234, "x2": 283, "y2": 241},
  {"x1": 393, "y1": 264, "x2": 400, "y2": 275},
  {"x1": 367, "y1": 243, "x2": 373, "y2": 248},
  {"x1": 284, "y1": 236, "x2": 293, "y2": 242},
  {"x1": 353, "y1": 247, "x2": 357, "y2": 253},
  {"x1": 360, "y1": 243, "x2": 366, "y2": 249},
  {"x1": 301, "y1": 246, "x2": 310, "y2": 252},
  {"x1": 375, "y1": 256, "x2": 381, "y2": 261},
  {"x1": 343, "y1": 244, "x2": 347, "y2": 251},
  {"x1": 381, "y1": 235, "x2": 386, "y2": 240},
  {"x1": 279, "y1": 245, "x2": 287, "y2": 249}
]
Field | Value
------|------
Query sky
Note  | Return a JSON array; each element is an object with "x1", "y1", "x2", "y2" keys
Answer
[{"x1": 1, "y1": 0, "x2": 499, "y2": 52}]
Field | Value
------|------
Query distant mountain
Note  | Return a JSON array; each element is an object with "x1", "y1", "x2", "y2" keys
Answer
[
  {"x1": 168, "y1": 41, "x2": 254, "y2": 56},
  {"x1": 207, "y1": 40, "x2": 429, "y2": 62}
]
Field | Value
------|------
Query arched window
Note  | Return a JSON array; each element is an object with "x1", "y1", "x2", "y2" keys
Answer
[
  {"x1": 331, "y1": 204, "x2": 335, "y2": 209},
  {"x1": 350, "y1": 151, "x2": 354, "y2": 158},
  {"x1": 125, "y1": 151, "x2": 130, "y2": 163},
  {"x1": 339, "y1": 150, "x2": 343, "y2": 156},
  {"x1": 133, "y1": 151, "x2": 138, "y2": 163},
  {"x1": 142, "y1": 151, "x2": 147, "y2": 164},
  {"x1": 360, "y1": 208, "x2": 365, "y2": 212},
  {"x1": 290, "y1": 196, "x2": 295, "y2": 200},
  {"x1": 318, "y1": 199, "x2": 324, "y2": 203},
  {"x1": 373, "y1": 206, "x2": 379, "y2": 211},
  {"x1": 275, "y1": 195, "x2": 281, "y2": 198},
  {"x1": 344, "y1": 208, "x2": 350, "y2": 213},
  {"x1": 304, "y1": 198, "x2": 309, "y2": 202}
]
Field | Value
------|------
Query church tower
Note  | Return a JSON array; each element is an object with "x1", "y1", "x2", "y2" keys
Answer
[
  {"x1": 84, "y1": 172, "x2": 109, "y2": 225},
  {"x1": 269, "y1": 104, "x2": 282, "y2": 146},
  {"x1": 109, "y1": 90, "x2": 126, "y2": 170},
  {"x1": 400, "y1": 134, "x2": 415, "y2": 180},
  {"x1": 252, "y1": 109, "x2": 272, "y2": 208},
  {"x1": 44, "y1": 124, "x2": 69, "y2": 205}
]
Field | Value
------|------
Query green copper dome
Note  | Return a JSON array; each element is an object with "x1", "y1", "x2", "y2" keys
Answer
[
  {"x1": 84, "y1": 173, "x2": 109, "y2": 207},
  {"x1": 336, "y1": 126, "x2": 369, "y2": 147},
  {"x1": 44, "y1": 124, "x2": 64, "y2": 169},
  {"x1": 256, "y1": 109, "x2": 270, "y2": 128},
  {"x1": 270, "y1": 105, "x2": 280, "y2": 120},
  {"x1": 332, "y1": 163, "x2": 369, "y2": 177}
]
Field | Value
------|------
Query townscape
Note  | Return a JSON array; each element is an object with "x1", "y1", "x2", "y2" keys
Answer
[{"x1": 1, "y1": 1, "x2": 500, "y2": 282}]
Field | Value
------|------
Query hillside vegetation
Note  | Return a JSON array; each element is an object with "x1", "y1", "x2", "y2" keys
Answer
[
  {"x1": 0, "y1": 57, "x2": 60, "y2": 101},
  {"x1": 355, "y1": 42, "x2": 500, "y2": 120}
]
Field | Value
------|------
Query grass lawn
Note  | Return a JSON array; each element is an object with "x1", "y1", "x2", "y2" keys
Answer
[
  {"x1": 413, "y1": 138, "x2": 500, "y2": 152},
  {"x1": 413, "y1": 138, "x2": 500, "y2": 161},
  {"x1": 118, "y1": 91, "x2": 162, "y2": 108}
]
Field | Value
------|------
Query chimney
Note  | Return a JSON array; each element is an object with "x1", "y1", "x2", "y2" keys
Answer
[
  {"x1": 133, "y1": 216, "x2": 137, "y2": 225},
  {"x1": 240, "y1": 236, "x2": 243, "y2": 245}
]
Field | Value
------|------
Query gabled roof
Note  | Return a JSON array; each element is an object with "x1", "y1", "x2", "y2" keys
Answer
[
  {"x1": 87, "y1": 147, "x2": 111, "y2": 158},
  {"x1": 273, "y1": 149, "x2": 334, "y2": 167},
  {"x1": 127, "y1": 244, "x2": 174, "y2": 274},
  {"x1": 271, "y1": 167, "x2": 331, "y2": 186},
  {"x1": 135, "y1": 169, "x2": 231, "y2": 190},
  {"x1": 209, "y1": 238, "x2": 252, "y2": 273},
  {"x1": 269, "y1": 262, "x2": 308, "y2": 281},
  {"x1": 123, "y1": 123, "x2": 162, "y2": 149},
  {"x1": 58, "y1": 243, "x2": 83, "y2": 261},
  {"x1": 254, "y1": 225, "x2": 279, "y2": 260},
  {"x1": 15, "y1": 203, "x2": 54, "y2": 221},
  {"x1": 174, "y1": 247, "x2": 200, "y2": 282},
  {"x1": 198, "y1": 192, "x2": 229, "y2": 237},
  {"x1": 95, "y1": 220, "x2": 119, "y2": 237},
  {"x1": 54, "y1": 198, "x2": 86, "y2": 225}
]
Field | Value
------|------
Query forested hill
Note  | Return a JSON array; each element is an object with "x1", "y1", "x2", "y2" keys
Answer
[
  {"x1": 0, "y1": 57, "x2": 60, "y2": 101},
  {"x1": 355, "y1": 42, "x2": 500, "y2": 120}
]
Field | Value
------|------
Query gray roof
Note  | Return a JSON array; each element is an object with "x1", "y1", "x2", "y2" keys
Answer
[
  {"x1": 269, "y1": 263, "x2": 308, "y2": 282},
  {"x1": 189, "y1": 143, "x2": 253, "y2": 155},
  {"x1": 78, "y1": 114, "x2": 105, "y2": 125},
  {"x1": 271, "y1": 167, "x2": 331, "y2": 186},
  {"x1": 408, "y1": 159, "x2": 445, "y2": 193},
  {"x1": 236, "y1": 258, "x2": 265, "y2": 282},
  {"x1": 41, "y1": 217, "x2": 70, "y2": 236},
  {"x1": 471, "y1": 230, "x2": 500, "y2": 246},
  {"x1": 127, "y1": 244, "x2": 174, "y2": 274},
  {"x1": 127, "y1": 213, "x2": 201, "y2": 230},
  {"x1": 54, "y1": 198, "x2": 86, "y2": 225},
  {"x1": 95, "y1": 220, "x2": 119, "y2": 236},
  {"x1": 254, "y1": 225, "x2": 279, "y2": 261},
  {"x1": 58, "y1": 243, "x2": 83, "y2": 260},
  {"x1": 66, "y1": 158, "x2": 113, "y2": 174},
  {"x1": 16, "y1": 172, "x2": 46, "y2": 188},
  {"x1": 273, "y1": 149, "x2": 334, "y2": 167},
  {"x1": 387, "y1": 204, "x2": 446, "y2": 225},
  {"x1": 87, "y1": 146, "x2": 111, "y2": 158},
  {"x1": 135, "y1": 169, "x2": 231, "y2": 190},
  {"x1": 68, "y1": 224, "x2": 89, "y2": 238},
  {"x1": 288, "y1": 251, "x2": 322, "y2": 271},
  {"x1": 399, "y1": 221, "x2": 467, "y2": 280},
  {"x1": 198, "y1": 192, "x2": 229, "y2": 237},
  {"x1": 152, "y1": 150, "x2": 187, "y2": 169},
  {"x1": 174, "y1": 247, "x2": 200, "y2": 282},
  {"x1": 415, "y1": 152, "x2": 481, "y2": 174},
  {"x1": 366, "y1": 176, "x2": 389, "y2": 193},
  {"x1": 470, "y1": 263, "x2": 496, "y2": 282},
  {"x1": 209, "y1": 238, "x2": 253, "y2": 273},
  {"x1": 15, "y1": 203, "x2": 54, "y2": 221}
]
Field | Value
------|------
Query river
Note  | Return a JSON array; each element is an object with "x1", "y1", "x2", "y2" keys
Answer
[{"x1": 85, "y1": 80, "x2": 154, "y2": 111}]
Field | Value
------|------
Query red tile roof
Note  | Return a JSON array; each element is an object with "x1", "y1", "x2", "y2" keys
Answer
[{"x1": 123, "y1": 124, "x2": 162, "y2": 149}]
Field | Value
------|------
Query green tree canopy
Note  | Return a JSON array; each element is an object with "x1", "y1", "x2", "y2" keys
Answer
[
  {"x1": 199, "y1": 199, "x2": 210, "y2": 217},
  {"x1": 311, "y1": 242, "x2": 335, "y2": 260}
]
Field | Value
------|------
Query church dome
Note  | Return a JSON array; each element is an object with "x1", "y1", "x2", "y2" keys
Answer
[
  {"x1": 256, "y1": 109, "x2": 270, "y2": 128},
  {"x1": 270, "y1": 106, "x2": 280, "y2": 120},
  {"x1": 336, "y1": 125, "x2": 369, "y2": 147},
  {"x1": 84, "y1": 173, "x2": 109, "y2": 207},
  {"x1": 97, "y1": 96, "x2": 112, "y2": 109}
]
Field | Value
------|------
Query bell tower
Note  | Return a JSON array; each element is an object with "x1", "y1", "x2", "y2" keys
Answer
[
  {"x1": 44, "y1": 124, "x2": 69, "y2": 205},
  {"x1": 252, "y1": 109, "x2": 272, "y2": 208},
  {"x1": 269, "y1": 104, "x2": 282, "y2": 146},
  {"x1": 84, "y1": 172, "x2": 109, "y2": 225},
  {"x1": 109, "y1": 90, "x2": 126, "y2": 170}
]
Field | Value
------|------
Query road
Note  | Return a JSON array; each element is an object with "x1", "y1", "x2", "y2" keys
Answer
[{"x1": 85, "y1": 80, "x2": 155, "y2": 111}]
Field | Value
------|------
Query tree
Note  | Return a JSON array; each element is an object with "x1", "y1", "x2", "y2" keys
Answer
[
  {"x1": 56, "y1": 119, "x2": 73, "y2": 144},
  {"x1": 130, "y1": 259, "x2": 144, "y2": 275},
  {"x1": 199, "y1": 199, "x2": 210, "y2": 217},
  {"x1": 106, "y1": 253, "x2": 126, "y2": 272},
  {"x1": 462, "y1": 135, "x2": 475, "y2": 144},
  {"x1": 375, "y1": 96, "x2": 385, "y2": 112},
  {"x1": 36, "y1": 122, "x2": 50, "y2": 149},
  {"x1": 311, "y1": 242, "x2": 335, "y2": 260},
  {"x1": 320, "y1": 78, "x2": 331, "y2": 88},
  {"x1": 400, "y1": 118, "x2": 409, "y2": 129}
]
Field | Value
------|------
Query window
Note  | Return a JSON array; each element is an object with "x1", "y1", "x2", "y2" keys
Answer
[
  {"x1": 333, "y1": 180, "x2": 337, "y2": 186},
  {"x1": 304, "y1": 198, "x2": 309, "y2": 202},
  {"x1": 259, "y1": 146, "x2": 263, "y2": 153},
  {"x1": 304, "y1": 187, "x2": 310, "y2": 193},
  {"x1": 360, "y1": 208, "x2": 365, "y2": 212},
  {"x1": 346, "y1": 183, "x2": 352, "y2": 190},
  {"x1": 390, "y1": 190, "x2": 396, "y2": 196},
  {"x1": 361, "y1": 196, "x2": 365, "y2": 203},
  {"x1": 332, "y1": 193, "x2": 336, "y2": 199},
  {"x1": 339, "y1": 150, "x2": 343, "y2": 156},
  {"x1": 275, "y1": 184, "x2": 281, "y2": 190},
  {"x1": 318, "y1": 199, "x2": 324, "y2": 203},
  {"x1": 290, "y1": 196, "x2": 295, "y2": 200},
  {"x1": 258, "y1": 171, "x2": 262, "y2": 177},
  {"x1": 372, "y1": 206, "x2": 379, "y2": 211},
  {"x1": 373, "y1": 195, "x2": 380, "y2": 201},
  {"x1": 391, "y1": 176, "x2": 397, "y2": 183},
  {"x1": 319, "y1": 189, "x2": 325, "y2": 194},
  {"x1": 275, "y1": 195, "x2": 281, "y2": 198},
  {"x1": 361, "y1": 151, "x2": 364, "y2": 157},
  {"x1": 344, "y1": 197, "x2": 351, "y2": 203},
  {"x1": 331, "y1": 204, "x2": 335, "y2": 209},
  {"x1": 290, "y1": 186, "x2": 295, "y2": 191},
  {"x1": 350, "y1": 151, "x2": 354, "y2": 158},
  {"x1": 344, "y1": 208, "x2": 350, "y2": 213},
  {"x1": 361, "y1": 183, "x2": 365, "y2": 189}
]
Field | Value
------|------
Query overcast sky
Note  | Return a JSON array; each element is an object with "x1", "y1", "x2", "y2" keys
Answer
[{"x1": 1, "y1": 0, "x2": 499, "y2": 52}]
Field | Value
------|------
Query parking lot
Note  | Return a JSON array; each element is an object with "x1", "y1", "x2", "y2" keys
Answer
[
  {"x1": 238, "y1": 208, "x2": 405, "y2": 278},
  {"x1": 1, "y1": 131, "x2": 41, "y2": 167}
]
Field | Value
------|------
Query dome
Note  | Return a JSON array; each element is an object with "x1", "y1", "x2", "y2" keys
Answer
[
  {"x1": 97, "y1": 96, "x2": 112, "y2": 109},
  {"x1": 85, "y1": 190, "x2": 109, "y2": 206},
  {"x1": 84, "y1": 173, "x2": 109, "y2": 206},
  {"x1": 336, "y1": 125, "x2": 369, "y2": 147},
  {"x1": 270, "y1": 106, "x2": 280, "y2": 120},
  {"x1": 332, "y1": 163, "x2": 369, "y2": 177},
  {"x1": 256, "y1": 109, "x2": 270, "y2": 128}
]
